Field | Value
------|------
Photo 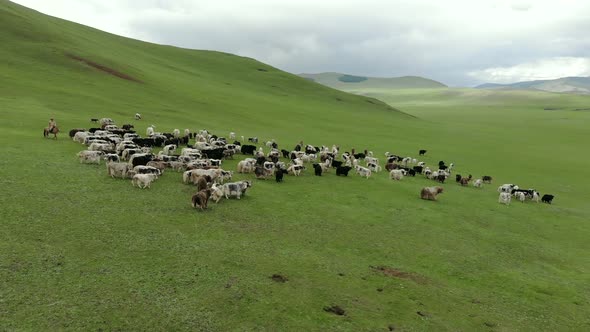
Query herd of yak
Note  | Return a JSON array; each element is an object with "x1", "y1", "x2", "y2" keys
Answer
[{"x1": 65, "y1": 117, "x2": 556, "y2": 212}]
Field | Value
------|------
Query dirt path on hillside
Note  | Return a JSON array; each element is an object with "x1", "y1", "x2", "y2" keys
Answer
[{"x1": 66, "y1": 53, "x2": 142, "y2": 83}]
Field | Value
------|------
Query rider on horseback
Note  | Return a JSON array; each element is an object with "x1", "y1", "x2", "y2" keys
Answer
[{"x1": 48, "y1": 118, "x2": 56, "y2": 133}]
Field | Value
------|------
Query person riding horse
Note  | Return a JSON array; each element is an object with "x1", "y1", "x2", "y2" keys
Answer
[
  {"x1": 44, "y1": 118, "x2": 59, "y2": 139},
  {"x1": 48, "y1": 118, "x2": 56, "y2": 133}
]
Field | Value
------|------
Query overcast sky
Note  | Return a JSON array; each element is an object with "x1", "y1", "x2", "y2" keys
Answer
[{"x1": 11, "y1": 0, "x2": 590, "y2": 86}]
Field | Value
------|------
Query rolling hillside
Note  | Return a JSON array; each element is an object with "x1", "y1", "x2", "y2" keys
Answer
[
  {"x1": 0, "y1": 0, "x2": 407, "y2": 135},
  {"x1": 2, "y1": 1, "x2": 590, "y2": 331},
  {"x1": 299, "y1": 72, "x2": 447, "y2": 90},
  {"x1": 475, "y1": 76, "x2": 590, "y2": 94}
]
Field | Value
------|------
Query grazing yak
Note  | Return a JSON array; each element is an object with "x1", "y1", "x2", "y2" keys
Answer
[
  {"x1": 255, "y1": 166, "x2": 271, "y2": 179},
  {"x1": 133, "y1": 165, "x2": 161, "y2": 176},
  {"x1": 192, "y1": 189, "x2": 212, "y2": 211},
  {"x1": 275, "y1": 168, "x2": 288, "y2": 182},
  {"x1": 459, "y1": 175, "x2": 472, "y2": 186},
  {"x1": 532, "y1": 191, "x2": 541, "y2": 203},
  {"x1": 498, "y1": 192, "x2": 512, "y2": 205},
  {"x1": 287, "y1": 164, "x2": 305, "y2": 176},
  {"x1": 389, "y1": 169, "x2": 406, "y2": 181},
  {"x1": 210, "y1": 184, "x2": 224, "y2": 203},
  {"x1": 354, "y1": 165, "x2": 372, "y2": 179},
  {"x1": 336, "y1": 166, "x2": 352, "y2": 176},
  {"x1": 132, "y1": 173, "x2": 158, "y2": 189},
  {"x1": 69, "y1": 128, "x2": 86, "y2": 138},
  {"x1": 331, "y1": 160, "x2": 343, "y2": 168},
  {"x1": 194, "y1": 175, "x2": 210, "y2": 192},
  {"x1": 353, "y1": 152, "x2": 366, "y2": 160},
  {"x1": 511, "y1": 188, "x2": 541, "y2": 203},
  {"x1": 241, "y1": 144, "x2": 257, "y2": 155},
  {"x1": 312, "y1": 163, "x2": 323, "y2": 176},
  {"x1": 541, "y1": 194, "x2": 554, "y2": 204},
  {"x1": 473, "y1": 179, "x2": 483, "y2": 188},
  {"x1": 514, "y1": 191, "x2": 526, "y2": 203},
  {"x1": 237, "y1": 159, "x2": 255, "y2": 173},
  {"x1": 106, "y1": 161, "x2": 132, "y2": 178},
  {"x1": 498, "y1": 184, "x2": 518, "y2": 193},
  {"x1": 367, "y1": 162, "x2": 381, "y2": 172},
  {"x1": 77, "y1": 150, "x2": 104, "y2": 164},
  {"x1": 421, "y1": 186, "x2": 443, "y2": 201},
  {"x1": 222, "y1": 180, "x2": 252, "y2": 199}
]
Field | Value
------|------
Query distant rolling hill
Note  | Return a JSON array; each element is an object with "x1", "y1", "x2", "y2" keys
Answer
[
  {"x1": 299, "y1": 72, "x2": 447, "y2": 90},
  {"x1": 475, "y1": 77, "x2": 590, "y2": 94}
]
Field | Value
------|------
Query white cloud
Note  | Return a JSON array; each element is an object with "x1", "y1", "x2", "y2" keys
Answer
[
  {"x1": 468, "y1": 57, "x2": 590, "y2": 83},
  {"x1": 10, "y1": 0, "x2": 590, "y2": 86},
  {"x1": 510, "y1": 1, "x2": 533, "y2": 11}
]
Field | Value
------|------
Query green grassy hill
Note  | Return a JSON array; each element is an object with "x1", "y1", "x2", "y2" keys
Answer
[
  {"x1": 2, "y1": 1, "x2": 590, "y2": 331},
  {"x1": 0, "y1": 0, "x2": 406, "y2": 138},
  {"x1": 300, "y1": 72, "x2": 447, "y2": 90}
]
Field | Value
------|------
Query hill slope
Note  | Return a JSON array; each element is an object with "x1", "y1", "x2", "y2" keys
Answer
[
  {"x1": 299, "y1": 72, "x2": 447, "y2": 90},
  {"x1": 0, "y1": 0, "x2": 407, "y2": 134},
  {"x1": 2, "y1": 1, "x2": 590, "y2": 331},
  {"x1": 475, "y1": 76, "x2": 590, "y2": 94}
]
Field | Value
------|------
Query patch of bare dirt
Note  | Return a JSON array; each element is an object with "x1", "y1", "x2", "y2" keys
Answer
[
  {"x1": 371, "y1": 266, "x2": 428, "y2": 284},
  {"x1": 323, "y1": 305, "x2": 346, "y2": 316},
  {"x1": 224, "y1": 276, "x2": 237, "y2": 288},
  {"x1": 66, "y1": 53, "x2": 142, "y2": 83},
  {"x1": 270, "y1": 274, "x2": 288, "y2": 283}
]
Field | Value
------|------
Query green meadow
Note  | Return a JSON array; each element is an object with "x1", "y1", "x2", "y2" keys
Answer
[{"x1": 1, "y1": 1, "x2": 590, "y2": 331}]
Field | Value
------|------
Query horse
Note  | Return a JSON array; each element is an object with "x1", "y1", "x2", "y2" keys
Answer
[{"x1": 43, "y1": 126, "x2": 59, "y2": 139}]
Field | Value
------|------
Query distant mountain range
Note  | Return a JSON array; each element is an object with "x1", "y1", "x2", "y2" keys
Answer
[
  {"x1": 475, "y1": 76, "x2": 590, "y2": 94},
  {"x1": 299, "y1": 72, "x2": 447, "y2": 89}
]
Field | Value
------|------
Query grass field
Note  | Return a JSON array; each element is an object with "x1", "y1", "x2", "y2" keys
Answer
[{"x1": 2, "y1": 1, "x2": 590, "y2": 331}]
